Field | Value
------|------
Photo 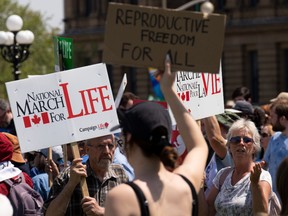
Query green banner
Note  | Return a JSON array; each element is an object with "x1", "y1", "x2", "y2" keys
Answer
[{"x1": 53, "y1": 36, "x2": 73, "y2": 71}]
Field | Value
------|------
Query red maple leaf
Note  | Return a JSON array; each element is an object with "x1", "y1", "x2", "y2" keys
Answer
[
  {"x1": 181, "y1": 92, "x2": 186, "y2": 101},
  {"x1": 31, "y1": 114, "x2": 41, "y2": 125},
  {"x1": 104, "y1": 122, "x2": 109, "y2": 128}
]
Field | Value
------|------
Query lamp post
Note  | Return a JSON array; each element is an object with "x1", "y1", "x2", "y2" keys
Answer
[
  {"x1": 0, "y1": 15, "x2": 34, "y2": 80},
  {"x1": 162, "y1": 0, "x2": 214, "y2": 15}
]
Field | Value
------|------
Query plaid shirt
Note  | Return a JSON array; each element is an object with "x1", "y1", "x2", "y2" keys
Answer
[{"x1": 43, "y1": 161, "x2": 128, "y2": 216}]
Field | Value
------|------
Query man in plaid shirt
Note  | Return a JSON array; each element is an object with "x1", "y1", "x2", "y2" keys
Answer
[{"x1": 44, "y1": 134, "x2": 128, "y2": 216}]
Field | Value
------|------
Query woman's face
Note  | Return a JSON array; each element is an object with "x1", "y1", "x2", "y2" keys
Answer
[
  {"x1": 229, "y1": 128, "x2": 255, "y2": 161},
  {"x1": 260, "y1": 126, "x2": 272, "y2": 151}
]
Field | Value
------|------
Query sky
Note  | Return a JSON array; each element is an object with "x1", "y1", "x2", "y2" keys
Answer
[{"x1": 17, "y1": 0, "x2": 64, "y2": 32}]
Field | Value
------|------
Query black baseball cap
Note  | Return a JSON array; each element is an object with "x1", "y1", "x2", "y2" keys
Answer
[{"x1": 111, "y1": 101, "x2": 172, "y2": 141}]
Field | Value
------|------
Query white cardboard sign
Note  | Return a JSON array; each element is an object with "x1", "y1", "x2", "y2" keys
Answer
[
  {"x1": 170, "y1": 64, "x2": 224, "y2": 125},
  {"x1": 6, "y1": 63, "x2": 119, "y2": 153},
  {"x1": 114, "y1": 73, "x2": 127, "y2": 108}
]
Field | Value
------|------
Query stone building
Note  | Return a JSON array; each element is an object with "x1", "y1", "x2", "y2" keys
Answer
[{"x1": 63, "y1": 0, "x2": 288, "y2": 105}]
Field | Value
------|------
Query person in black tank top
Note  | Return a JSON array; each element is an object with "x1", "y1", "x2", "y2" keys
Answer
[{"x1": 105, "y1": 55, "x2": 208, "y2": 216}]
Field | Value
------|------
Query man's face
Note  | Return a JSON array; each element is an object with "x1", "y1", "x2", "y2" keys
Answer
[
  {"x1": 270, "y1": 107, "x2": 285, "y2": 132},
  {"x1": 86, "y1": 135, "x2": 116, "y2": 170}
]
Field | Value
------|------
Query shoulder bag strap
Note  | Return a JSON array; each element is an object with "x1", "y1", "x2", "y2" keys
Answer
[
  {"x1": 179, "y1": 174, "x2": 198, "y2": 216},
  {"x1": 125, "y1": 182, "x2": 150, "y2": 216}
]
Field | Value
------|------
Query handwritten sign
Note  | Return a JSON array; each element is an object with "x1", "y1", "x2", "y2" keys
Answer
[
  {"x1": 103, "y1": 3, "x2": 226, "y2": 73},
  {"x1": 5, "y1": 63, "x2": 118, "y2": 152}
]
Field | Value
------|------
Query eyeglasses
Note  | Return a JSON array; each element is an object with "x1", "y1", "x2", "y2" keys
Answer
[
  {"x1": 261, "y1": 133, "x2": 270, "y2": 138},
  {"x1": 87, "y1": 144, "x2": 115, "y2": 151},
  {"x1": 229, "y1": 136, "x2": 254, "y2": 144}
]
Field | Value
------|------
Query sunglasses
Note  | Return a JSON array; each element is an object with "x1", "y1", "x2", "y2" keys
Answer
[
  {"x1": 261, "y1": 133, "x2": 270, "y2": 138},
  {"x1": 229, "y1": 136, "x2": 253, "y2": 144}
]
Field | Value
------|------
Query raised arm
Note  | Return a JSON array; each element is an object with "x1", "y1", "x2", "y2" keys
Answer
[
  {"x1": 202, "y1": 116, "x2": 227, "y2": 159},
  {"x1": 159, "y1": 55, "x2": 208, "y2": 192}
]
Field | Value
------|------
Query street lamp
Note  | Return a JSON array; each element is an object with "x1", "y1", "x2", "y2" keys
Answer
[
  {"x1": 0, "y1": 15, "x2": 34, "y2": 80},
  {"x1": 162, "y1": 0, "x2": 214, "y2": 16}
]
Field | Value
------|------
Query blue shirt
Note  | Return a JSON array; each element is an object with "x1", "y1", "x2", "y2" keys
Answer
[
  {"x1": 113, "y1": 147, "x2": 134, "y2": 181},
  {"x1": 264, "y1": 132, "x2": 288, "y2": 193},
  {"x1": 32, "y1": 173, "x2": 50, "y2": 201}
]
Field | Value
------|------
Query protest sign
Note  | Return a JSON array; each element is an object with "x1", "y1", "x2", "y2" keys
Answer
[
  {"x1": 169, "y1": 65, "x2": 224, "y2": 161},
  {"x1": 53, "y1": 36, "x2": 73, "y2": 72},
  {"x1": 103, "y1": 3, "x2": 226, "y2": 73},
  {"x1": 5, "y1": 63, "x2": 118, "y2": 153},
  {"x1": 170, "y1": 64, "x2": 224, "y2": 125},
  {"x1": 114, "y1": 73, "x2": 127, "y2": 108}
]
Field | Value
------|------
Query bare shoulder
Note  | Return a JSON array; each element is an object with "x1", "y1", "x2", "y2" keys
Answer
[{"x1": 105, "y1": 183, "x2": 140, "y2": 216}]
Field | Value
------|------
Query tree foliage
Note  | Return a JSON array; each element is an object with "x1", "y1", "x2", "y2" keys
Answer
[{"x1": 0, "y1": 0, "x2": 60, "y2": 98}]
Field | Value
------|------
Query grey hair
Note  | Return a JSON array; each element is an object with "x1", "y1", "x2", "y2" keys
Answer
[
  {"x1": 0, "y1": 99, "x2": 9, "y2": 112},
  {"x1": 227, "y1": 118, "x2": 261, "y2": 159}
]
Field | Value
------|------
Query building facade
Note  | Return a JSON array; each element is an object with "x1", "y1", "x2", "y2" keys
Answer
[{"x1": 63, "y1": 0, "x2": 288, "y2": 105}]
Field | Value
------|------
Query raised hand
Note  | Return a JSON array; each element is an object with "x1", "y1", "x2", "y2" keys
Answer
[{"x1": 250, "y1": 162, "x2": 262, "y2": 184}]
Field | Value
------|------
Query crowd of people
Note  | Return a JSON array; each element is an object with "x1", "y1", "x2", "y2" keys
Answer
[{"x1": 1, "y1": 57, "x2": 288, "y2": 216}]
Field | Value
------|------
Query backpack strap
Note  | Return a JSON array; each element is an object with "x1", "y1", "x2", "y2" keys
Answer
[
  {"x1": 219, "y1": 167, "x2": 232, "y2": 191},
  {"x1": 4, "y1": 172, "x2": 25, "y2": 187},
  {"x1": 125, "y1": 182, "x2": 150, "y2": 216},
  {"x1": 179, "y1": 175, "x2": 198, "y2": 216}
]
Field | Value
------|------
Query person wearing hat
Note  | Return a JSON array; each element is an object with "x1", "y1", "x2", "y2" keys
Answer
[
  {"x1": 44, "y1": 135, "x2": 128, "y2": 216},
  {"x1": 31, "y1": 146, "x2": 64, "y2": 201},
  {"x1": 233, "y1": 100, "x2": 254, "y2": 119},
  {"x1": 202, "y1": 111, "x2": 241, "y2": 196},
  {"x1": 2, "y1": 132, "x2": 31, "y2": 175},
  {"x1": 270, "y1": 92, "x2": 288, "y2": 102},
  {"x1": 105, "y1": 56, "x2": 208, "y2": 216},
  {"x1": 0, "y1": 132, "x2": 33, "y2": 195}
]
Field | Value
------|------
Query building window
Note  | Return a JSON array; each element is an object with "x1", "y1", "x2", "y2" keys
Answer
[
  {"x1": 277, "y1": 46, "x2": 288, "y2": 92},
  {"x1": 248, "y1": 50, "x2": 259, "y2": 102},
  {"x1": 216, "y1": 0, "x2": 226, "y2": 11},
  {"x1": 250, "y1": 0, "x2": 259, "y2": 7},
  {"x1": 122, "y1": 67, "x2": 137, "y2": 94},
  {"x1": 85, "y1": 0, "x2": 92, "y2": 16},
  {"x1": 284, "y1": 49, "x2": 288, "y2": 91}
]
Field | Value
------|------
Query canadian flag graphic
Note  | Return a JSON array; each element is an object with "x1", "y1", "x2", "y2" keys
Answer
[
  {"x1": 23, "y1": 112, "x2": 50, "y2": 128},
  {"x1": 177, "y1": 91, "x2": 190, "y2": 102}
]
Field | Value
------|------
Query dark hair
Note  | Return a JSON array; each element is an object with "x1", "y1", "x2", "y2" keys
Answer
[
  {"x1": 253, "y1": 106, "x2": 266, "y2": 132},
  {"x1": 128, "y1": 126, "x2": 178, "y2": 170},
  {"x1": 270, "y1": 99, "x2": 288, "y2": 119},
  {"x1": 276, "y1": 157, "x2": 288, "y2": 215},
  {"x1": 120, "y1": 92, "x2": 139, "y2": 108},
  {"x1": 232, "y1": 86, "x2": 251, "y2": 101}
]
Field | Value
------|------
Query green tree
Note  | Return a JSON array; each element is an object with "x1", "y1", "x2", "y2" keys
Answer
[{"x1": 0, "y1": 0, "x2": 60, "y2": 98}]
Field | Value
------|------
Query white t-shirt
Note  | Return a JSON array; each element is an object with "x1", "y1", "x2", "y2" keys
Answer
[{"x1": 212, "y1": 167, "x2": 272, "y2": 216}]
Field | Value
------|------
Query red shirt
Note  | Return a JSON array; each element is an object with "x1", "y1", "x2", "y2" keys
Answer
[{"x1": 0, "y1": 172, "x2": 33, "y2": 196}]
